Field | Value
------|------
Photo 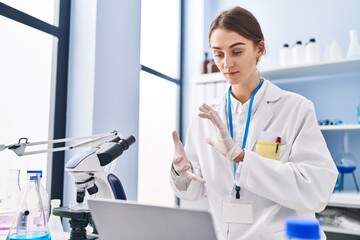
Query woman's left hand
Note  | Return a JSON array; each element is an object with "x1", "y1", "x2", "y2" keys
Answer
[{"x1": 198, "y1": 103, "x2": 242, "y2": 162}]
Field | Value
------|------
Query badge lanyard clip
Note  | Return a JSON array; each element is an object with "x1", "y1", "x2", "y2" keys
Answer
[{"x1": 227, "y1": 80, "x2": 263, "y2": 199}]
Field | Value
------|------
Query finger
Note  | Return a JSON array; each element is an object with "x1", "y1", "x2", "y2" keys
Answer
[
  {"x1": 198, "y1": 113, "x2": 210, "y2": 119},
  {"x1": 205, "y1": 138, "x2": 216, "y2": 147},
  {"x1": 173, "y1": 155, "x2": 183, "y2": 164},
  {"x1": 172, "y1": 131, "x2": 186, "y2": 155},
  {"x1": 209, "y1": 110, "x2": 227, "y2": 130},
  {"x1": 201, "y1": 103, "x2": 214, "y2": 112},
  {"x1": 187, "y1": 172, "x2": 206, "y2": 184},
  {"x1": 198, "y1": 105, "x2": 210, "y2": 114}
]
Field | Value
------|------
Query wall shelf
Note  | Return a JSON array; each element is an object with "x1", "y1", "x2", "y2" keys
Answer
[
  {"x1": 328, "y1": 192, "x2": 360, "y2": 208},
  {"x1": 196, "y1": 58, "x2": 360, "y2": 84},
  {"x1": 319, "y1": 124, "x2": 360, "y2": 131}
]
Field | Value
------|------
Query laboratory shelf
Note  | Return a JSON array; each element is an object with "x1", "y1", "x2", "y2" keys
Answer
[
  {"x1": 319, "y1": 124, "x2": 360, "y2": 131},
  {"x1": 195, "y1": 58, "x2": 360, "y2": 84},
  {"x1": 327, "y1": 192, "x2": 360, "y2": 209}
]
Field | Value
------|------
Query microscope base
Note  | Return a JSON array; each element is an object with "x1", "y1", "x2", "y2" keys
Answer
[{"x1": 53, "y1": 206, "x2": 98, "y2": 240}]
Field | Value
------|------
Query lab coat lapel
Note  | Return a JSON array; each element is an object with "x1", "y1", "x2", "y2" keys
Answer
[{"x1": 247, "y1": 96, "x2": 273, "y2": 151}]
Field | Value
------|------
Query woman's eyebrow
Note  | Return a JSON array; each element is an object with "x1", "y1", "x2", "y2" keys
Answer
[{"x1": 211, "y1": 41, "x2": 245, "y2": 50}]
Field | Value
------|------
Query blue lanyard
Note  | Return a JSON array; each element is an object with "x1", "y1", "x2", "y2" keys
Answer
[{"x1": 227, "y1": 80, "x2": 263, "y2": 197}]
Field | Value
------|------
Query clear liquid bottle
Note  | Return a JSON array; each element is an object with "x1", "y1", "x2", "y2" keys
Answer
[
  {"x1": 0, "y1": 169, "x2": 21, "y2": 239},
  {"x1": 6, "y1": 172, "x2": 51, "y2": 240},
  {"x1": 286, "y1": 217, "x2": 320, "y2": 240},
  {"x1": 47, "y1": 199, "x2": 64, "y2": 238},
  {"x1": 202, "y1": 52, "x2": 210, "y2": 74}
]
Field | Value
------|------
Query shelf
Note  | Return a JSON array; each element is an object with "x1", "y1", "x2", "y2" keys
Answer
[
  {"x1": 322, "y1": 225, "x2": 360, "y2": 236},
  {"x1": 195, "y1": 58, "x2": 360, "y2": 84},
  {"x1": 327, "y1": 192, "x2": 360, "y2": 208},
  {"x1": 319, "y1": 124, "x2": 360, "y2": 131}
]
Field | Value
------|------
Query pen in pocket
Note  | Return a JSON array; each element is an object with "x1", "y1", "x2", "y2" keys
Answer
[{"x1": 275, "y1": 137, "x2": 281, "y2": 154}]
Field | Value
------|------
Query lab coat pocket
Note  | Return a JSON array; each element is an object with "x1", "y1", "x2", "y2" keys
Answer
[{"x1": 255, "y1": 141, "x2": 282, "y2": 160}]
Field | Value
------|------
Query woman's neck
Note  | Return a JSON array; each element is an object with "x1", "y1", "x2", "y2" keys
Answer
[{"x1": 231, "y1": 77, "x2": 261, "y2": 104}]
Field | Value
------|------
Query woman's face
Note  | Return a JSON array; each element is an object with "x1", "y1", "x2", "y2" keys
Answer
[{"x1": 209, "y1": 28, "x2": 262, "y2": 85}]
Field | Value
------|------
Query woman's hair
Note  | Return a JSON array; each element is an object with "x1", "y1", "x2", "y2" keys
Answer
[{"x1": 209, "y1": 6, "x2": 265, "y2": 50}]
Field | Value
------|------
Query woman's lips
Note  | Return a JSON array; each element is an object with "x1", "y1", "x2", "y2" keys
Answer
[{"x1": 225, "y1": 71, "x2": 239, "y2": 76}]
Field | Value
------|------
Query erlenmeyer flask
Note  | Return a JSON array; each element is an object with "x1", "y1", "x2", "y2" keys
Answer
[
  {"x1": 0, "y1": 169, "x2": 21, "y2": 239},
  {"x1": 6, "y1": 172, "x2": 51, "y2": 240}
]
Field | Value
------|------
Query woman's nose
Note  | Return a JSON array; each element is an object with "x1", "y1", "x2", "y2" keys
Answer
[{"x1": 223, "y1": 56, "x2": 234, "y2": 69}]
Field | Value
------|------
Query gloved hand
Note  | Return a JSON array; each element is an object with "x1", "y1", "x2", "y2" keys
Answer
[
  {"x1": 172, "y1": 131, "x2": 206, "y2": 183},
  {"x1": 198, "y1": 103, "x2": 242, "y2": 161}
]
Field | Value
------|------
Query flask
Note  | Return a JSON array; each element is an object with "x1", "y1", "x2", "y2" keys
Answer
[
  {"x1": 279, "y1": 43, "x2": 292, "y2": 67},
  {"x1": 292, "y1": 41, "x2": 306, "y2": 66},
  {"x1": 305, "y1": 38, "x2": 321, "y2": 64},
  {"x1": 201, "y1": 52, "x2": 210, "y2": 74},
  {"x1": 6, "y1": 172, "x2": 51, "y2": 240},
  {"x1": 47, "y1": 199, "x2": 64, "y2": 238},
  {"x1": 286, "y1": 217, "x2": 320, "y2": 240},
  {"x1": 0, "y1": 170, "x2": 21, "y2": 238},
  {"x1": 346, "y1": 29, "x2": 360, "y2": 59}
]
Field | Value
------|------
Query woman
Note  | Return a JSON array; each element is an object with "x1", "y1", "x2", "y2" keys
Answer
[{"x1": 170, "y1": 6, "x2": 338, "y2": 240}]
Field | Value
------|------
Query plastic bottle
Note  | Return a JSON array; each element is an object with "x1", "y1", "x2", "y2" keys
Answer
[
  {"x1": 47, "y1": 199, "x2": 64, "y2": 238},
  {"x1": 7, "y1": 172, "x2": 51, "y2": 240},
  {"x1": 286, "y1": 217, "x2": 320, "y2": 240},
  {"x1": 305, "y1": 38, "x2": 321, "y2": 64},
  {"x1": 329, "y1": 40, "x2": 343, "y2": 61},
  {"x1": 346, "y1": 29, "x2": 360, "y2": 59},
  {"x1": 0, "y1": 170, "x2": 21, "y2": 239},
  {"x1": 202, "y1": 52, "x2": 210, "y2": 74},
  {"x1": 292, "y1": 41, "x2": 306, "y2": 66},
  {"x1": 279, "y1": 43, "x2": 292, "y2": 67}
]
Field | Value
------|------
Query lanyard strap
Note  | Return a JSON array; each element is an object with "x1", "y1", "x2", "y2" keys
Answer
[{"x1": 227, "y1": 80, "x2": 263, "y2": 198}]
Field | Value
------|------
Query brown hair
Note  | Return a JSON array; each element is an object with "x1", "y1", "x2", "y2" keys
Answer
[{"x1": 209, "y1": 6, "x2": 265, "y2": 52}]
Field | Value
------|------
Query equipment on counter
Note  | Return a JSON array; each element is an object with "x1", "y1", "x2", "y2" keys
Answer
[{"x1": 1, "y1": 131, "x2": 136, "y2": 240}]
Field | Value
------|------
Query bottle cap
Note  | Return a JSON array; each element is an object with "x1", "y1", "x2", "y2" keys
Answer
[
  {"x1": 286, "y1": 218, "x2": 320, "y2": 239},
  {"x1": 27, "y1": 170, "x2": 42, "y2": 178},
  {"x1": 296, "y1": 41, "x2": 302, "y2": 45},
  {"x1": 51, "y1": 199, "x2": 61, "y2": 207},
  {"x1": 283, "y1": 43, "x2": 289, "y2": 48},
  {"x1": 309, "y1": 38, "x2": 316, "y2": 43}
]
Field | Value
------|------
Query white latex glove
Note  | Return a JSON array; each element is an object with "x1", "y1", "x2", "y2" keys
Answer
[
  {"x1": 172, "y1": 131, "x2": 206, "y2": 183},
  {"x1": 198, "y1": 103, "x2": 242, "y2": 161}
]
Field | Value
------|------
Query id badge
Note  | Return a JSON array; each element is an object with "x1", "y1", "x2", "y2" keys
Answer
[{"x1": 222, "y1": 198, "x2": 253, "y2": 224}]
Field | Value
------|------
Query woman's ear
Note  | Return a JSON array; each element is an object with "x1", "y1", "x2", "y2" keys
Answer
[{"x1": 256, "y1": 40, "x2": 265, "y2": 60}]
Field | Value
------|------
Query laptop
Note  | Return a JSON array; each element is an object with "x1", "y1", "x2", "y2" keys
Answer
[{"x1": 88, "y1": 198, "x2": 218, "y2": 240}]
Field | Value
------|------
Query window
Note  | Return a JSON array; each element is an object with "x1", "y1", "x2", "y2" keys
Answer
[
  {"x1": 138, "y1": 0, "x2": 182, "y2": 206},
  {"x1": 0, "y1": 1, "x2": 70, "y2": 201}
]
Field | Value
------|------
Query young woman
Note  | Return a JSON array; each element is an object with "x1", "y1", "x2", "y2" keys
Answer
[{"x1": 170, "y1": 6, "x2": 338, "y2": 240}]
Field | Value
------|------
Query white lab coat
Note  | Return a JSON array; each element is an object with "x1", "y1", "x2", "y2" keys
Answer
[{"x1": 170, "y1": 79, "x2": 338, "y2": 240}]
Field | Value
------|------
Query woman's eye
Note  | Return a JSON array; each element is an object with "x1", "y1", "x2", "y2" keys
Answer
[
  {"x1": 214, "y1": 53, "x2": 223, "y2": 58},
  {"x1": 233, "y1": 51, "x2": 242, "y2": 55}
]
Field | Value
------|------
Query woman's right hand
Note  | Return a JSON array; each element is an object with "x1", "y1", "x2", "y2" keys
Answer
[{"x1": 172, "y1": 131, "x2": 206, "y2": 184}]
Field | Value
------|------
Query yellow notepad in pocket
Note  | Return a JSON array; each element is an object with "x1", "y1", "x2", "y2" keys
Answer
[{"x1": 256, "y1": 141, "x2": 281, "y2": 160}]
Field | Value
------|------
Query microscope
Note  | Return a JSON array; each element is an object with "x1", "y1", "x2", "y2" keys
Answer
[{"x1": 1, "y1": 131, "x2": 136, "y2": 240}]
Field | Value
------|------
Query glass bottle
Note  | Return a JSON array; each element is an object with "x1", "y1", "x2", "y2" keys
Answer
[
  {"x1": 0, "y1": 169, "x2": 21, "y2": 238},
  {"x1": 47, "y1": 199, "x2": 64, "y2": 238},
  {"x1": 6, "y1": 172, "x2": 51, "y2": 240},
  {"x1": 202, "y1": 52, "x2": 210, "y2": 74}
]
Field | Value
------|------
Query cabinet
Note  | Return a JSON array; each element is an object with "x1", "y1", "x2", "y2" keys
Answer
[{"x1": 192, "y1": 58, "x2": 360, "y2": 238}]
